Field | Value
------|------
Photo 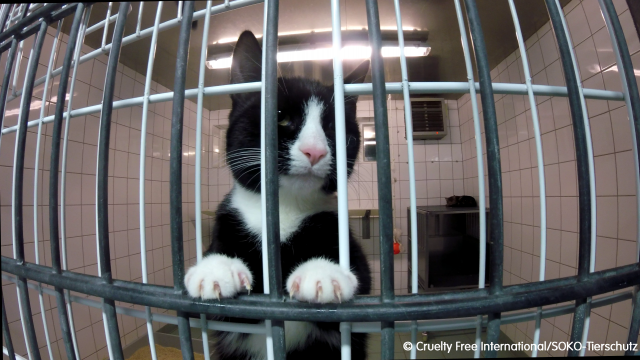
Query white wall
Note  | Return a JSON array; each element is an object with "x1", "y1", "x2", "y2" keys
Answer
[
  {"x1": 458, "y1": 0, "x2": 640, "y2": 355},
  {"x1": 0, "y1": 25, "x2": 212, "y2": 359}
]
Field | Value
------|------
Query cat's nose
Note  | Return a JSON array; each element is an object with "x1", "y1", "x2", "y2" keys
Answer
[{"x1": 300, "y1": 146, "x2": 327, "y2": 166}]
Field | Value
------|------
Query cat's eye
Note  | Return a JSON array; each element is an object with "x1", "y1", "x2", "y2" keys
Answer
[{"x1": 278, "y1": 111, "x2": 291, "y2": 126}]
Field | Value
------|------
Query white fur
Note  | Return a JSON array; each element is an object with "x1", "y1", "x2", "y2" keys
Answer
[
  {"x1": 286, "y1": 258, "x2": 358, "y2": 303},
  {"x1": 287, "y1": 97, "x2": 332, "y2": 182},
  {"x1": 230, "y1": 184, "x2": 337, "y2": 242},
  {"x1": 218, "y1": 320, "x2": 340, "y2": 359},
  {"x1": 184, "y1": 254, "x2": 253, "y2": 299}
]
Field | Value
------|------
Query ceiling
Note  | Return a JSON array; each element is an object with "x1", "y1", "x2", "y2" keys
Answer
[{"x1": 72, "y1": 0, "x2": 571, "y2": 110}]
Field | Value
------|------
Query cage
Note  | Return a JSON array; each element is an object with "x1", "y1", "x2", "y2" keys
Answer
[{"x1": 1, "y1": 1, "x2": 639, "y2": 360}]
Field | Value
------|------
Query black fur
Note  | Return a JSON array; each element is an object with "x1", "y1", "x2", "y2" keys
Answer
[{"x1": 203, "y1": 31, "x2": 372, "y2": 359}]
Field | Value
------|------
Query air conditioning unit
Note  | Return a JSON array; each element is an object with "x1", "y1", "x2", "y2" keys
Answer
[{"x1": 407, "y1": 98, "x2": 447, "y2": 140}]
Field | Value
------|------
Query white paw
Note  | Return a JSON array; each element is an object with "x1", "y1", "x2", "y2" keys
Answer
[
  {"x1": 184, "y1": 254, "x2": 253, "y2": 300},
  {"x1": 286, "y1": 258, "x2": 358, "y2": 303}
]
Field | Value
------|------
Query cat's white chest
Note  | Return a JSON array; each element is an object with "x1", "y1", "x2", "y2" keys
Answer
[{"x1": 230, "y1": 185, "x2": 336, "y2": 242}]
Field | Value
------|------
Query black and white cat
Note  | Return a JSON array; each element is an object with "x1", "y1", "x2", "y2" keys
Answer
[{"x1": 184, "y1": 31, "x2": 372, "y2": 360}]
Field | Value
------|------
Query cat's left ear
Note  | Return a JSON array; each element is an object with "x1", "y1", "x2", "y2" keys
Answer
[{"x1": 230, "y1": 31, "x2": 262, "y2": 85}]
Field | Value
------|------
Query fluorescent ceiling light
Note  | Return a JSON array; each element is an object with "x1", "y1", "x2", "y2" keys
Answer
[{"x1": 206, "y1": 46, "x2": 430, "y2": 69}]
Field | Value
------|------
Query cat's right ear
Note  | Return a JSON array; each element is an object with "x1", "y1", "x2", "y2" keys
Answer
[{"x1": 230, "y1": 31, "x2": 262, "y2": 85}]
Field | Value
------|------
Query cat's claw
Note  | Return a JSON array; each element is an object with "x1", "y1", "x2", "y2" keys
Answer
[
  {"x1": 286, "y1": 258, "x2": 358, "y2": 303},
  {"x1": 184, "y1": 254, "x2": 253, "y2": 300}
]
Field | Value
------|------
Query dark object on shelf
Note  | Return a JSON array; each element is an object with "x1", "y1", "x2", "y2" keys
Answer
[
  {"x1": 408, "y1": 205, "x2": 490, "y2": 292},
  {"x1": 445, "y1": 195, "x2": 478, "y2": 207}
]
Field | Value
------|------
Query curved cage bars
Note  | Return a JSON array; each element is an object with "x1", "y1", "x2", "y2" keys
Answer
[{"x1": 1, "y1": 1, "x2": 639, "y2": 360}]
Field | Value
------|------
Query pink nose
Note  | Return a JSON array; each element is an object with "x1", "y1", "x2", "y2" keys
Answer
[{"x1": 300, "y1": 146, "x2": 327, "y2": 166}]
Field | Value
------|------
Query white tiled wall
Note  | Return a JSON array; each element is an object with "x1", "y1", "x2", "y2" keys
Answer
[
  {"x1": 458, "y1": 0, "x2": 640, "y2": 356},
  {"x1": 1, "y1": 25, "x2": 213, "y2": 359},
  {"x1": 351, "y1": 99, "x2": 464, "y2": 294}
]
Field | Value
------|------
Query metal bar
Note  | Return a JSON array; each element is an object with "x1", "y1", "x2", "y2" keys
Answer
[
  {"x1": 47, "y1": 6, "x2": 85, "y2": 358},
  {"x1": 0, "y1": 39, "x2": 19, "y2": 159},
  {"x1": 96, "y1": 3, "x2": 132, "y2": 360},
  {"x1": 598, "y1": 1, "x2": 640, "y2": 354},
  {"x1": 259, "y1": 1, "x2": 276, "y2": 359},
  {"x1": 2, "y1": 293, "x2": 16, "y2": 360},
  {"x1": 2, "y1": 257, "x2": 638, "y2": 323},
  {"x1": 261, "y1": 0, "x2": 286, "y2": 357},
  {"x1": 2, "y1": 271, "x2": 634, "y2": 335},
  {"x1": 102, "y1": 2, "x2": 112, "y2": 51},
  {"x1": 136, "y1": 2, "x2": 143, "y2": 36},
  {"x1": 452, "y1": 1, "x2": 487, "y2": 357},
  {"x1": 329, "y1": 0, "x2": 352, "y2": 358},
  {"x1": 506, "y1": 1, "x2": 548, "y2": 356},
  {"x1": 5, "y1": 0, "x2": 263, "y2": 104},
  {"x1": 2, "y1": 81, "x2": 629, "y2": 137},
  {"x1": 195, "y1": 1, "x2": 212, "y2": 359},
  {"x1": 3, "y1": 80, "x2": 626, "y2": 125},
  {"x1": 86, "y1": 13, "x2": 117, "y2": 36},
  {"x1": 391, "y1": 1, "x2": 420, "y2": 358},
  {"x1": 0, "y1": 3, "x2": 64, "y2": 44},
  {"x1": 138, "y1": 2, "x2": 164, "y2": 360},
  {"x1": 363, "y1": 0, "x2": 395, "y2": 357},
  {"x1": 0, "y1": 4, "x2": 78, "y2": 52},
  {"x1": 59, "y1": 7, "x2": 92, "y2": 359},
  {"x1": 0, "y1": 5, "x2": 10, "y2": 35},
  {"x1": 169, "y1": 2, "x2": 196, "y2": 359},
  {"x1": 32, "y1": 18, "x2": 62, "y2": 360},
  {"x1": 11, "y1": 18, "x2": 49, "y2": 360},
  {"x1": 544, "y1": 2, "x2": 594, "y2": 355},
  {"x1": 462, "y1": 0, "x2": 504, "y2": 357}
]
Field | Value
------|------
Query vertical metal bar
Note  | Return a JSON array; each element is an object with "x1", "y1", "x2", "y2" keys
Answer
[
  {"x1": 0, "y1": 5, "x2": 10, "y2": 35},
  {"x1": 95, "y1": 4, "x2": 131, "y2": 360},
  {"x1": 2, "y1": 295, "x2": 16, "y2": 360},
  {"x1": 12, "y1": 19, "x2": 49, "y2": 360},
  {"x1": 195, "y1": 1, "x2": 212, "y2": 359},
  {"x1": 139, "y1": 3, "x2": 164, "y2": 360},
  {"x1": 0, "y1": 38, "x2": 19, "y2": 165},
  {"x1": 60, "y1": 7, "x2": 92, "y2": 359},
  {"x1": 32, "y1": 18, "x2": 62, "y2": 360},
  {"x1": 391, "y1": 1, "x2": 421, "y2": 358},
  {"x1": 168, "y1": 2, "x2": 195, "y2": 359},
  {"x1": 329, "y1": 0, "x2": 352, "y2": 358},
  {"x1": 544, "y1": 1, "x2": 594, "y2": 356},
  {"x1": 506, "y1": 1, "x2": 548, "y2": 356},
  {"x1": 48, "y1": 5, "x2": 84, "y2": 359},
  {"x1": 11, "y1": 35, "x2": 24, "y2": 97},
  {"x1": 136, "y1": 2, "x2": 143, "y2": 37},
  {"x1": 452, "y1": 1, "x2": 488, "y2": 357},
  {"x1": 259, "y1": 0, "x2": 276, "y2": 358},
  {"x1": 462, "y1": 1, "x2": 504, "y2": 357},
  {"x1": 598, "y1": 1, "x2": 640, "y2": 354},
  {"x1": 102, "y1": 3, "x2": 112, "y2": 51},
  {"x1": 177, "y1": 1, "x2": 183, "y2": 20},
  {"x1": 262, "y1": 0, "x2": 286, "y2": 357},
  {"x1": 364, "y1": 0, "x2": 395, "y2": 357}
]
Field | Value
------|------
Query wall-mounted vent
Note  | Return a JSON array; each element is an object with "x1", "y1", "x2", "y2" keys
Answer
[{"x1": 409, "y1": 98, "x2": 447, "y2": 140}]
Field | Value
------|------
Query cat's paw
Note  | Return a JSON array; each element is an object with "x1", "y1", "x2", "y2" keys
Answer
[
  {"x1": 286, "y1": 258, "x2": 358, "y2": 303},
  {"x1": 184, "y1": 254, "x2": 253, "y2": 300}
]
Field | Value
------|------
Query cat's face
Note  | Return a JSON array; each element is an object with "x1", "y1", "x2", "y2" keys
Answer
[{"x1": 226, "y1": 31, "x2": 369, "y2": 195}]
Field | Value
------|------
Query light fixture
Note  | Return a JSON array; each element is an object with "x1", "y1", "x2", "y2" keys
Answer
[
  {"x1": 206, "y1": 45, "x2": 430, "y2": 69},
  {"x1": 206, "y1": 29, "x2": 430, "y2": 70}
]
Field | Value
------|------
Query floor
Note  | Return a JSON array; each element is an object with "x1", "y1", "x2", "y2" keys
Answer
[{"x1": 143, "y1": 326, "x2": 528, "y2": 359}]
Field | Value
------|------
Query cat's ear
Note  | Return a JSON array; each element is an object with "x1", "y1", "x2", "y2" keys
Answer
[
  {"x1": 230, "y1": 31, "x2": 262, "y2": 85},
  {"x1": 344, "y1": 60, "x2": 370, "y2": 85}
]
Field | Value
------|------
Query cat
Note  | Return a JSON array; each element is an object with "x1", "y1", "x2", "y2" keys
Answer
[
  {"x1": 184, "y1": 31, "x2": 372, "y2": 360},
  {"x1": 444, "y1": 195, "x2": 477, "y2": 207}
]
